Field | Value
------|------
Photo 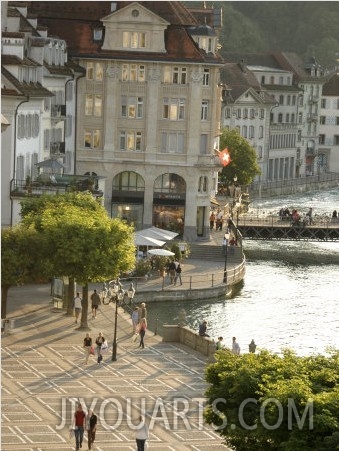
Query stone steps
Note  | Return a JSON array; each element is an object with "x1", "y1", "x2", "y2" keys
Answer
[{"x1": 188, "y1": 243, "x2": 243, "y2": 263}]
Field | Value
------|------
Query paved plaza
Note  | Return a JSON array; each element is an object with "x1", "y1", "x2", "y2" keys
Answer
[{"x1": 1, "y1": 282, "x2": 230, "y2": 451}]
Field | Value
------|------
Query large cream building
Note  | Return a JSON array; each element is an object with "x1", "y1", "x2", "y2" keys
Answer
[{"x1": 30, "y1": 1, "x2": 224, "y2": 241}]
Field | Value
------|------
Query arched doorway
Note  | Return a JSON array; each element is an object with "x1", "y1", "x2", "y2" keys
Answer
[
  {"x1": 153, "y1": 173, "x2": 186, "y2": 236},
  {"x1": 111, "y1": 171, "x2": 145, "y2": 228}
]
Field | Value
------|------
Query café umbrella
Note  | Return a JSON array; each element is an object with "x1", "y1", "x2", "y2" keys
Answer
[{"x1": 147, "y1": 249, "x2": 175, "y2": 257}]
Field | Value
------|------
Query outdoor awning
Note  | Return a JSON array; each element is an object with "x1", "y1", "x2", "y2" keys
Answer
[
  {"x1": 210, "y1": 197, "x2": 220, "y2": 206},
  {"x1": 134, "y1": 233, "x2": 166, "y2": 247},
  {"x1": 138, "y1": 227, "x2": 178, "y2": 241}
]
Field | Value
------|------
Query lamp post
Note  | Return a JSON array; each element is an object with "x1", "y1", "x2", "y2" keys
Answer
[
  {"x1": 112, "y1": 287, "x2": 125, "y2": 362},
  {"x1": 223, "y1": 232, "x2": 230, "y2": 284}
]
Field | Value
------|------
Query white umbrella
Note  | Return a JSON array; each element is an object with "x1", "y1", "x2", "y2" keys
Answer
[
  {"x1": 134, "y1": 234, "x2": 165, "y2": 247},
  {"x1": 139, "y1": 227, "x2": 178, "y2": 241},
  {"x1": 148, "y1": 249, "x2": 175, "y2": 256}
]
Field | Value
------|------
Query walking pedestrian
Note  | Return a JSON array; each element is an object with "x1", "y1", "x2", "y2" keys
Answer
[
  {"x1": 95, "y1": 331, "x2": 105, "y2": 364},
  {"x1": 73, "y1": 292, "x2": 82, "y2": 324},
  {"x1": 174, "y1": 262, "x2": 182, "y2": 286},
  {"x1": 232, "y1": 336, "x2": 240, "y2": 355},
  {"x1": 135, "y1": 415, "x2": 149, "y2": 451},
  {"x1": 83, "y1": 332, "x2": 92, "y2": 365},
  {"x1": 90, "y1": 289, "x2": 101, "y2": 319},
  {"x1": 139, "y1": 318, "x2": 147, "y2": 349},
  {"x1": 86, "y1": 409, "x2": 97, "y2": 450},
  {"x1": 138, "y1": 303, "x2": 147, "y2": 324},
  {"x1": 132, "y1": 307, "x2": 139, "y2": 333},
  {"x1": 73, "y1": 404, "x2": 86, "y2": 450}
]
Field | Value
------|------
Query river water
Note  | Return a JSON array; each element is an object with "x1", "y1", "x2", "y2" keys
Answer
[{"x1": 146, "y1": 188, "x2": 339, "y2": 356}]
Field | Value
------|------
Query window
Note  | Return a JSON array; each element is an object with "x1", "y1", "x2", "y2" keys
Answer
[
  {"x1": 121, "y1": 96, "x2": 143, "y2": 118},
  {"x1": 279, "y1": 76, "x2": 283, "y2": 84},
  {"x1": 224, "y1": 108, "x2": 231, "y2": 119},
  {"x1": 292, "y1": 95, "x2": 296, "y2": 106},
  {"x1": 261, "y1": 76, "x2": 265, "y2": 84},
  {"x1": 243, "y1": 108, "x2": 248, "y2": 119},
  {"x1": 319, "y1": 134, "x2": 325, "y2": 145},
  {"x1": 198, "y1": 176, "x2": 208, "y2": 192},
  {"x1": 122, "y1": 31, "x2": 146, "y2": 49},
  {"x1": 93, "y1": 28, "x2": 103, "y2": 41},
  {"x1": 236, "y1": 109, "x2": 241, "y2": 119},
  {"x1": 259, "y1": 109, "x2": 265, "y2": 119},
  {"x1": 200, "y1": 134, "x2": 208, "y2": 154},
  {"x1": 270, "y1": 76, "x2": 274, "y2": 84},
  {"x1": 201, "y1": 100, "x2": 208, "y2": 121},
  {"x1": 249, "y1": 125, "x2": 255, "y2": 138},
  {"x1": 286, "y1": 113, "x2": 290, "y2": 123},
  {"x1": 84, "y1": 129, "x2": 102, "y2": 149},
  {"x1": 86, "y1": 62, "x2": 103, "y2": 81},
  {"x1": 320, "y1": 116, "x2": 326, "y2": 125},
  {"x1": 122, "y1": 64, "x2": 145, "y2": 82},
  {"x1": 250, "y1": 108, "x2": 255, "y2": 119},
  {"x1": 85, "y1": 95, "x2": 102, "y2": 116},
  {"x1": 291, "y1": 113, "x2": 295, "y2": 123},
  {"x1": 161, "y1": 132, "x2": 185, "y2": 153},
  {"x1": 163, "y1": 98, "x2": 185, "y2": 121},
  {"x1": 242, "y1": 125, "x2": 247, "y2": 138},
  {"x1": 334, "y1": 135, "x2": 339, "y2": 145},
  {"x1": 336, "y1": 117, "x2": 339, "y2": 125},
  {"x1": 163, "y1": 66, "x2": 187, "y2": 84},
  {"x1": 298, "y1": 112, "x2": 303, "y2": 124},
  {"x1": 119, "y1": 130, "x2": 143, "y2": 151},
  {"x1": 287, "y1": 95, "x2": 291, "y2": 105},
  {"x1": 203, "y1": 68, "x2": 210, "y2": 86},
  {"x1": 321, "y1": 99, "x2": 326, "y2": 108},
  {"x1": 257, "y1": 146, "x2": 263, "y2": 158},
  {"x1": 279, "y1": 95, "x2": 284, "y2": 105},
  {"x1": 278, "y1": 113, "x2": 283, "y2": 123},
  {"x1": 259, "y1": 125, "x2": 264, "y2": 139}
]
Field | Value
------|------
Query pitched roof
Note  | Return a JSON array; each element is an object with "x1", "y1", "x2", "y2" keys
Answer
[
  {"x1": 28, "y1": 1, "x2": 222, "y2": 64},
  {"x1": 322, "y1": 72, "x2": 339, "y2": 96},
  {"x1": 1, "y1": 66, "x2": 54, "y2": 97}
]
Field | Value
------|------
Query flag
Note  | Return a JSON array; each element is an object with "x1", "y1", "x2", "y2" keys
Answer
[{"x1": 219, "y1": 148, "x2": 231, "y2": 167}]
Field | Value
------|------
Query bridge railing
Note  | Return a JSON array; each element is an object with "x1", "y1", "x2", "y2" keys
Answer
[{"x1": 237, "y1": 214, "x2": 335, "y2": 227}]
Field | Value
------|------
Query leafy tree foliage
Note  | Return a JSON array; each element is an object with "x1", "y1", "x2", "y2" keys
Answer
[
  {"x1": 219, "y1": 128, "x2": 261, "y2": 186},
  {"x1": 2, "y1": 193, "x2": 136, "y2": 326},
  {"x1": 204, "y1": 349, "x2": 339, "y2": 450},
  {"x1": 1, "y1": 226, "x2": 51, "y2": 318}
]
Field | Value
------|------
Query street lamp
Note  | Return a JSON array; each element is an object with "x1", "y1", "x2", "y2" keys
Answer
[
  {"x1": 223, "y1": 232, "x2": 230, "y2": 284},
  {"x1": 127, "y1": 283, "x2": 135, "y2": 305},
  {"x1": 112, "y1": 287, "x2": 125, "y2": 362},
  {"x1": 233, "y1": 175, "x2": 238, "y2": 204}
]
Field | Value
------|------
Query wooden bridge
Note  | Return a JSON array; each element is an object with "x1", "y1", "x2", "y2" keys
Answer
[{"x1": 235, "y1": 217, "x2": 339, "y2": 241}]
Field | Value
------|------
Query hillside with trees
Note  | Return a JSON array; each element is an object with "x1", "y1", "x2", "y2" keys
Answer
[{"x1": 187, "y1": 2, "x2": 339, "y2": 69}]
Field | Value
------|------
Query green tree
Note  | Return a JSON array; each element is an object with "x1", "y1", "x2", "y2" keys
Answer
[
  {"x1": 219, "y1": 128, "x2": 261, "y2": 186},
  {"x1": 1, "y1": 226, "x2": 50, "y2": 319},
  {"x1": 204, "y1": 349, "x2": 339, "y2": 450},
  {"x1": 19, "y1": 193, "x2": 136, "y2": 329}
]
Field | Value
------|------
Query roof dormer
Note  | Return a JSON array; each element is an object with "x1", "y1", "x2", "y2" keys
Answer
[{"x1": 100, "y1": 2, "x2": 169, "y2": 53}]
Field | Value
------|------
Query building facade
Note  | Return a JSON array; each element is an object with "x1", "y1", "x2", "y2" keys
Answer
[{"x1": 27, "y1": 1, "x2": 224, "y2": 241}]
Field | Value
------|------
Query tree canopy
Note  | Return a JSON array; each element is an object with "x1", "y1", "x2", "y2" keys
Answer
[
  {"x1": 204, "y1": 349, "x2": 339, "y2": 450},
  {"x1": 1, "y1": 193, "x2": 136, "y2": 320},
  {"x1": 219, "y1": 128, "x2": 261, "y2": 186}
]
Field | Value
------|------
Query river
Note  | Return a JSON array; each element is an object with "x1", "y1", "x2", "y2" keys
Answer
[{"x1": 146, "y1": 187, "x2": 339, "y2": 356}]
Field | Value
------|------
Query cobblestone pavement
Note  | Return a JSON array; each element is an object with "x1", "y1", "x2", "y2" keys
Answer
[{"x1": 1, "y1": 283, "x2": 230, "y2": 451}]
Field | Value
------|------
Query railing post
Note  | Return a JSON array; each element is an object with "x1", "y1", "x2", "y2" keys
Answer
[
  {"x1": 211, "y1": 274, "x2": 214, "y2": 287},
  {"x1": 189, "y1": 276, "x2": 192, "y2": 290}
]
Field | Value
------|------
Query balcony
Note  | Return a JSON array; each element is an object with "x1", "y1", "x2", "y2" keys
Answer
[
  {"x1": 50, "y1": 141, "x2": 65, "y2": 155},
  {"x1": 10, "y1": 175, "x2": 103, "y2": 199},
  {"x1": 306, "y1": 113, "x2": 318, "y2": 123},
  {"x1": 308, "y1": 95, "x2": 319, "y2": 104},
  {"x1": 51, "y1": 105, "x2": 66, "y2": 123}
]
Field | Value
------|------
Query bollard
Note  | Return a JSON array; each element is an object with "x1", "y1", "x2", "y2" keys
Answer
[{"x1": 154, "y1": 317, "x2": 158, "y2": 335}]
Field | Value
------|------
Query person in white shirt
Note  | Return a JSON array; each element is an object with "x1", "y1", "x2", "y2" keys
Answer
[
  {"x1": 232, "y1": 336, "x2": 240, "y2": 355},
  {"x1": 73, "y1": 292, "x2": 82, "y2": 324},
  {"x1": 135, "y1": 415, "x2": 149, "y2": 451}
]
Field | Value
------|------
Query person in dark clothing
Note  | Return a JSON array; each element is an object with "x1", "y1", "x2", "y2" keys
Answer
[
  {"x1": 198, "y1": 321, "x2": 209, "y2": 337},
  {"x1": 86, "y1": 409, "x2": 98, "y2": 450}
]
